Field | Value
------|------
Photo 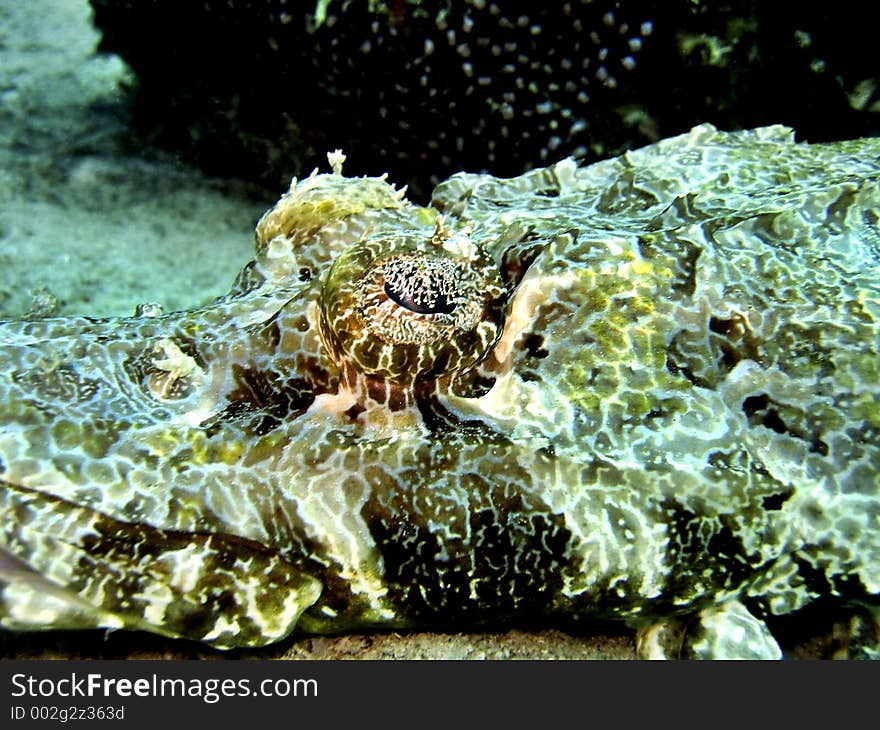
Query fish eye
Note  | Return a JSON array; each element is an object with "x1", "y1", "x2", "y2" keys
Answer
[
  {"x1": 318, "y1": 234, "x2": 506, "y2": 384},
  {"x1": 382, "y1": 260, "x2": 457, "y2": 315}
]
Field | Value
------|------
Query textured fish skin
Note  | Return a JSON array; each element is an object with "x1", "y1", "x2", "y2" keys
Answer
[{"x1": 1, "y1": 125, "x2": 878, "y2": 658}]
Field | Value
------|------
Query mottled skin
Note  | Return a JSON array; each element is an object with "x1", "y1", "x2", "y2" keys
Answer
[{"x1": 1, "y1": 125, "x2": 878, "y2": 658}]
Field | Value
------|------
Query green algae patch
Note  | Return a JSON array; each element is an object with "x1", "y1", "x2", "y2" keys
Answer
[{"x1": 242, "y1": 431, "x2": 289, "y2": 467}]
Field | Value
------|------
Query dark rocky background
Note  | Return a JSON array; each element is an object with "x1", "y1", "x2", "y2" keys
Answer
[{"x1": 89, "y1": 0, "x2": 879, "y2": 199}]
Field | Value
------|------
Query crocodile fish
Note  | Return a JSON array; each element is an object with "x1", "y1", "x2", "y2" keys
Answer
[{"x1": 1, "y1": 125, "x2": 878, "y2": 658}]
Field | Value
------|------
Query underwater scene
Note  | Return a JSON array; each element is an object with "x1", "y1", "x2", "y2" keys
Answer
[{"x1": 0, "y1": 1, "x2": 878, "y2": 660}]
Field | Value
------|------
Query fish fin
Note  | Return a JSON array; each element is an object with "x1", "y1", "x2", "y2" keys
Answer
[
  {"x1": 636, "y1": 600, "x2": 782, "y2": 659},
  {"x1": 1, "y1": 481, "x2": 321, "y2": 648},
  {"x1": 829, "y1": 601, "x2": 880, "y2": 659}
]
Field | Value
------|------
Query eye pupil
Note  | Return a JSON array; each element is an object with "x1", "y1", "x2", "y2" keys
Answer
[
  {"x1": 384, "y1": 279, "x2": 456, "y2": 315},
  {"x1": 321, "y1": 239, "x2": 505, "y2": 379}
]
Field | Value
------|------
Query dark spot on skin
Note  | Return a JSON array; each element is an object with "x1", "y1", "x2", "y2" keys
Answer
[
  {"x1": 811, "y1": 440, "x2": 829, "y2": 456},
  {"x1": 830, "y1": 572, "x2": 869, "y2": 597},
  {"x1": 262, "y1": 320, "x2": 282, "y2": 350},
  {"x1": 343, "y1": 403, "x2": 366, "y2": 421},
  {"x1": 707, "y1": 315, "x2": 763, "y2": 372},
  {"x1": 743, "y1": 394, "x2": 788, "y2": 434},
  {"x1": 499, "y1": 237, "x2": 549, "y2": 290},
  {"x1": 664, "y1": 334, "x2": 711, "y2": 388},
  {"x1": 653, "y1": 505, "x2": 763, "y2": 610},
  {"x1": 201, "y1": 365, "x2": 314, "y2": 437},
  {"x1": 520, "y1": 333, "x2": 549, "y2": 359},
  {"x1": 639, "y1": 233, "x2": 701, "y2": 297},
  {"x1": 762, "y1": 492, "x2": 792, "y2": 510},
  {"x1": 538, "y1": 444, "x2": 556, "y2": 459},
  {"x1": 14, "y1": 365, "x2": 105, "y2": 405},
  {"x1": 414, "y1": 390, "x2": 506, "y2": 441},
  {"x1": 709, "y1": 316, "x2": 735, "y2": 336},
  {"x1": 742, "y1": 394, "x2": 829, "y2": 455},
  {"x1": 363, "y1": 375, "x2": 409, "y2": 411},
  {"x1": 450, "y1": 371, "x2": 496, "y2": 399},
  {"x1": 791, "y1": 553, "x2": 833, "y2": 597},
  {"x1": 362, "y1": 468, "x2": 571, "y2": 623},
  {"x1": 229, "y1": 364, "x2": 312, "y2": 414}
]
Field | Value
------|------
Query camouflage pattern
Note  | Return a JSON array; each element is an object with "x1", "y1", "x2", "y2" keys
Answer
[{"x1": 1, "y1": 125, "x2": 878, "y2": 657}]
